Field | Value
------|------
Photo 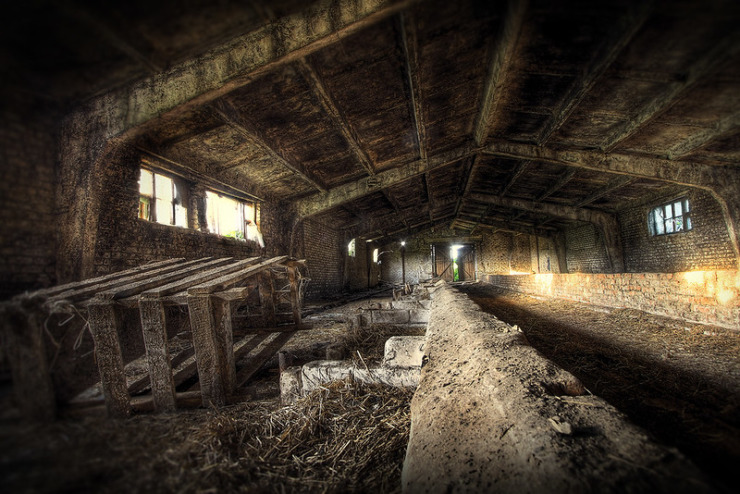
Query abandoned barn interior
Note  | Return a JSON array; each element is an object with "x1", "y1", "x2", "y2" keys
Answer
[{"x1": 1, "y1": 0, "x2": 739, "y2": 492}]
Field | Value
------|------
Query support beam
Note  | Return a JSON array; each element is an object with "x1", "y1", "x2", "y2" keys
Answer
[
  {"x1": 473, "y1": 0, "x2": 528, "y2": 146},
  {"x1": 210, "y1": 100, "x2": 327, "y2": 192},
  {"x1": 537, "y1": 169, "x2": 576, "y2": 202},
  {"x1": 398, "y1": 12, "x2": 427, "y2": 161},
  {"x1": 601, "y1": 32, "x2": 740, "y2": 151},
  {"x1": 499, "y1": 160, "x2": 530, "y2": 197},
  {"x1": 574, "y1": 175, "x2": 635, "y2": 208},
  {"x1": 296, "y1": 58, "x2": 376, "y2": 176},
  {"x1": 366, "y1": 214, "x2": 456, "y2": 242},
  {"x1": 667, "y1": 111, "x2": 740, "y2": 159},
  {"x1": 451, "y1": 156, "x2": 480, "y2": 229},
  {"x1": 294, "y1": 144, "x2": 475, "y2": 218},
  {"x1": 537, "y1": 2, "x2": 652, "y2": 144},
  {"x1": 468, "y1": 193, "x2": 624, "y2": 272}
]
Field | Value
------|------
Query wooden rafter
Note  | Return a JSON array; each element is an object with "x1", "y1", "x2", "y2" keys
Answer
[
  {"x1": 667, "y1": 111, "x2": 740, "y2": 159},
  {"x1": 398, "y1": 11, "x2": 427, "y2": 161}
]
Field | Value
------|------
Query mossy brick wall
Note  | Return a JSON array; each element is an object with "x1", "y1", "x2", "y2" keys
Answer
[
  {"x1": 300, "y1": 219, "x2": 344, "y2": 300},
  {"x1": 484, "y1": 271, "x2": 740, "y2": 329},
  {"x1": 619, "y1": 189, "x2": 736, "y2": 273},
  {"x1": 91, "y1": 154, "x2": 281, "y2": 275},
  {"x1": 0, "y1": 99, "x2": 59, "y2": 299}
]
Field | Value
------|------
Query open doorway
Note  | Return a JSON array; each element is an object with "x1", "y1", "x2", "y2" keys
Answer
[{"x1": 432, "y1": 243, "x2": 476, "y2": 282}]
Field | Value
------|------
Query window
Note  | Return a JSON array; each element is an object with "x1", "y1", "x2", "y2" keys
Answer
[
  {"x1": 139, "y1": 168, "x2": 187, "y2": 227},
  {"x1": 372, "y1": 248, "x2": 379, "y2": 263},
  {"x1": 649, "y1": 197, "x2": 692, "y2": 236},
  {"x1": 205, "y1": 190, "x2": 262, "y2": 245},
  {"x1": 347, "y1": 238, "x2": 356, "y2": 257}
]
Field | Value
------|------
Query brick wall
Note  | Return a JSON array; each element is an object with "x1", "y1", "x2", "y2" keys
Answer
[
  {"x1": 620, "y1": 189, "x2": 736, "y2": 272},
  {"x1": 0, "y1": 98, "x2": 59, "y2": 298},
  {"x1": 564, "y1": 223, "x2": 610, "y2": 273},
  {"x1": 92, "y1": 153, "x2": 278, "y2": 275},
  {"x1": 484, "y1": 271, "x2": 740, "y2": 329},
  {"x1": 300, "y1": 218, "x2": 344, "y2": 300}
]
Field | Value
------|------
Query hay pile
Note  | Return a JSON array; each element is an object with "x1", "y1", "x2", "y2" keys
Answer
[{"x1": 1, "y1": 379, "x2": 413, "y2": 494}]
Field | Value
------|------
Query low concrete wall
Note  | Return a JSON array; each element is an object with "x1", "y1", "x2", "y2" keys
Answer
[
  {"x1": 402, "y1": 286, "x2": 715, "y2": 493},
  {"x1": 482, "y1": 270, "x2": 740, "y2": 329}
]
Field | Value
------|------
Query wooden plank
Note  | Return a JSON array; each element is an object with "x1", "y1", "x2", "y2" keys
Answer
[
  {"x1": 97, "y1": 257, "x2": 234, "y2": 300},
  {"x1": 259, "y1": 272, "x2": 277, "y2": 327},
  {"x1": 213, "y1": 298, "x2": 237, "y2": 396},
  {"x1": 52, "y1": 258, "x2": 211, "y2": 303},
  {"x1": 139, "y1": 299, "x2": 177, "y2": 412},
  {"x1": 188, "y1": 256, "x2": 289, "y2": 295},
  {"x1": 30, "y1": 258, "x2": 184, "y2": 298},
  {"x1": 139, "y1": 257, "x2": 260, "y2": 299},
  {"x1": 287, "y1": 267, "x2": 302, "y2": 326},
  {"x1": 0, "y1": 300, "x2": 56, "y2": 420},
  {"x1": 87, "y1": 301, "x2": 130, "y2": 418},
  {"x1": 187, "y1": 294, "x2": 226, "y2": 406},
  {"x1": 235, "y1": 332, "x2": 296, "y2": 388}
]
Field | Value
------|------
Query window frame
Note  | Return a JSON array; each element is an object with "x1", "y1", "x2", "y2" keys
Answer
[
  {"x1": 205, "y1": 189, "x2": 258, "y2": 241},
  {"x1": 138, "y1": 167, "x2": 187, "y2": 228},
  {"x1": 648, "y1": 197, "x2": 692, "y2": 236}
]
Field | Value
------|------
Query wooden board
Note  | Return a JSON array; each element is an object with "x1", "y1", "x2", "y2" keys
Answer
[{"x1": 188, "y1": 256, "x2": 288, "y2": 294}]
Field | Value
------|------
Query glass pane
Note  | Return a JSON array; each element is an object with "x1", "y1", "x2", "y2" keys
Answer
[
  {"x1": 155, "y1": 174, "x2": 173, "y2": 203},
  {"x1": 139, "y1": 169, "x2": 153, "y2": 196},
  {"x1": 219, "y1": 196, "x2": 241, "y2": 237},
  {"x1": 675, "y1": 217, "x2": 683, "y2": 231},
  {"x1": 684, "y1": 199, "x2": 690, "y2": 212},
  {"x1": 138, "y1": 197, "x2": 151, "y2": 220},
  {"x1": 155, "y1": 198, "x2": 173, "y2": 225},
  {"x1": 687, "y1": 216, "x2": 692, "y2": 229},
  {"x1": 206, "y1": 191, "x2": 218, "y2": 233},
  {"x1": 664, "y1": 204, "x2": 673, "y2": 220},
  {"x1": 174, "y1": 203, "x2": 187, "y2": 227},
  {"x1": 674, "y1": 200, "x2": 682, "y2": 216},
  {"x1": 655, "y1": 213, "x2": 664, "y2": 234},
  {"x1": 665, "y1": 218, "x2": 674, "y2": 233}
]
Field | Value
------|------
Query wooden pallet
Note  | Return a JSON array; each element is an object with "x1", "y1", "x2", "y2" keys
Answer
[{"x1": 0, "y1": 256, "x2": 309, "y2": 419}]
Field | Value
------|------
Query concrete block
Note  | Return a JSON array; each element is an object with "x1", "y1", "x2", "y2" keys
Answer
[
  {"x1": 301, "y1": 360, "x2": 354, "y2": 393},
  {"x1": 354, "y1": 367, "x2": 420, "y2": 388},
  {"x1": 371, "y1": 309, "x2": 410, "y2": 324},
  {"x1": 383, "y1": 336, "x2": 426, "y2": 368},
  {"x1": 409, "y1": 309, "x2": 430, "y2": 324},
  {"x1": 391, "y1": 300, "x2": 419, "y2": 310},
  {"x1": 279, "y1": 367, "x2": 302, "y2": 405},
  {"x1": 418, "y1": 299, "x2": 432, "y2": 310}
]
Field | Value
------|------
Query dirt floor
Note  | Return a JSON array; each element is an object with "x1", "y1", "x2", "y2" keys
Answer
[
  {"x1": 460, "y1": 283, "x2": 740, "y2": 492},
  {"x1": 0, "y1": 295, "x2": 419, "y2": 494}
]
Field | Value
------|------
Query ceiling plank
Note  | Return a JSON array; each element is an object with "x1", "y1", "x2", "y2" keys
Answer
[
  {"x1": 398, "y1": 12, "x2": 427, "y2": 161},
  {"x1": 296, "y1": 58, "x2": 376, "y2": 176},
  {"x1": 537, "y1": 2, "x2": 652, "y2": 145},
  {"x1": 295, "y1": 144, "x2": 475, "y2": 218},
  {"x1": 499, "y1": 160, "x2": 530, "y2": 197},
  {"x1": 574, "y1": 175, "x2": 635, "y2": 208},
  {"x1": 537, "y1": 168, "x2": 577, "y2": 202},
  {"x1": 667, "y1": 111, "x2": 740, "y2": 159},
  {"x1": 601, "y1": 32, "x2": 740, "y2": 152},
  {"x1": 210, "y1": 99, "x2": 327, "y2": 193},
  {"x1": 79, "y1": 0, "x2": 418, "y2": 142},
  {"x1": 473, "y1": 0, "x2": 528, "y2": 147}
]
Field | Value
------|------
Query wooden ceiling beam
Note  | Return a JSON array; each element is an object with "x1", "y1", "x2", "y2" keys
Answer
[
  {"x1": 296, "y1": 58, "x2": 376, "y2": 176},
  {"x1": 210, "y1": 99, "x2": 327, "y2": 193},
  {"x1": 499, "y1": 159, "x2": 530, "y2": 197},
  {"x1": 574, "y1": 175, "x2": 635, "y2": 208},
  {"x1": 537, "y1": 2, "x2": 652, "y2": 145},
  {"x1": 398, "y1": 11, "x2": 427, "y2": 161},
  {"x1": 601, "y1": 31, "x2": 740, "y2": 152},
  {"x1": 473, "y1": 0, "x2": 528, "y2": 147},
  {"x1": 537, "y1": 168, "x2": 577, "y2": 202},
  {"x1": 294, "y1": 144, "x2": 475, "y2": 218},
  {"x1": 667, "y1": 111, "x2": 740, "y2": 159}
]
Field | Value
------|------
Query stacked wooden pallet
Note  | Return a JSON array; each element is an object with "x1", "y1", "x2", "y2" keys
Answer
[{"x1": 0, "y1": 256, "x2": 309, "y2": 419}]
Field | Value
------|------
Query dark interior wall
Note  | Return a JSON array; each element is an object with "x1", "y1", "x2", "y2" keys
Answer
[
  {"x1": 0, "y1": 98, "x2": 59, "y2": 299},
  {"x1": 564, "y1": 223, "x2": 611, "y2": 273},
  {"x1": 299, "y1": 218, "x2": 344, "y2": 300},
  {"x1": 620, "y1": 189, "x2": 736, "y2": 273},
  {"x1": 91, "y1": 153, "x2": 282, "y2": 276},
  {"x1": 345, "y1": 237, "x2": 380, "y2": 291}
]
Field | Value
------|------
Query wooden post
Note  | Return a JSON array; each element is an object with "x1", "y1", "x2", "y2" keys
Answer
[
  {"x1": 287, "y1": 266, "x2": 302, "y2": 326},
  {"x1": 212, "y1": 298, "x2": 236, "y2": 395},
  {"x1": 1, "y1": 299, "x2": 56, "y2": 420},
  {"x1": 138, "y1": 299, "x2": 177, "y2": 412},
  {"x1": 187, "y1": 294, "x2": 227, "y2": 406},
  {"x1": 88, "y1": 301, "x2": 131, "y2": 418},
  {"x1": 259, "y1": 272, "x2": 277, "y2": 327}
]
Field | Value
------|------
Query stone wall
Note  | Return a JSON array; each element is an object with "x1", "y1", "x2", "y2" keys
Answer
[
  {"x1": 483, "y1": 271, "x2": 740, "y2": 329},
  {"x1": 300, "y1": 218, "x2": 344, "y2": 300},
  {"x1": 563, "y1": 223, "x2": 610, "y2": 273},
  {"x1": 0, "y1": 98, "x2": 59, "y2": 298},
  {"x1": 620, "y1": 189, "x2": 736, "y2": 273}
]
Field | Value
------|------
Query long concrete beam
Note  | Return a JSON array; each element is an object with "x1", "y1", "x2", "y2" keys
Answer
[{"x1": 294, "y1": 144, "x2": 475, "y2": 219}]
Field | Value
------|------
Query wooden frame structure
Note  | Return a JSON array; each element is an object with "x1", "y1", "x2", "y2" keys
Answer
[{"x1": 0, "y1": 256, "x2": 309, "y2": 419}]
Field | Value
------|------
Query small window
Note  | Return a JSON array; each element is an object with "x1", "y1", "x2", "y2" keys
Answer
[
  {"x1": 372, "y1": 248, "x2": 379, "y2": 263},
  {"x1": 348, "y1": 238, "x2": 356, "y2": 257},
  {"x1": 205, "y1": 190, "x2": 262, "y2": 245},
  {"x1": 139, "y1": 168, "x2": 187, "y2": 227},
  {"x1": 649, "y1": 197, "x2": 692, "y2": 236}
]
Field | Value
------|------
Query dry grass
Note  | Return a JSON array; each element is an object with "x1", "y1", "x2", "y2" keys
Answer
[{"x1": 0, "y1": 379, "x2": 413, "y2": 494}]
